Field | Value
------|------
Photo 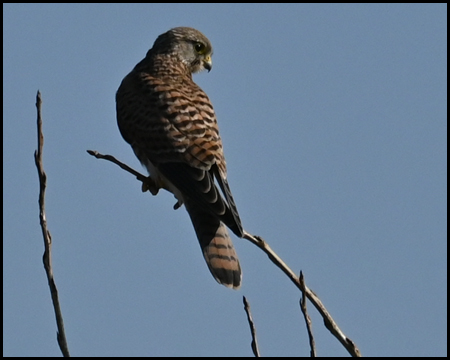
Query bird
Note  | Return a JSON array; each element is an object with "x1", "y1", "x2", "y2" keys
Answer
[{"x1": 116, "y1": 27, "x2": 244, "y2": 289}]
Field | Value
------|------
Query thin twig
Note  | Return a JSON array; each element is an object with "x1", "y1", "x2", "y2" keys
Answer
[
  {"x1": 87, "y1": 150, "x2": 148, "y2": 183},
  {"x1": 242, "y1": 231, "x2": 361, "y2": 357},
  {"x1": 299, "y1": 271, "x2": 316, "y2": 357},
  {"x1": 243, "y1": 296, "x2": 260, "y2": 357},
  {"x1": 88, "y1": 149, "x2": 362, "y2": 357},
  {"x1": 34, "y1": 91, "x2": 70, "y2": 357},
  {"x1": 87, "y1": 150, "x2": 163, "y2": 196}
]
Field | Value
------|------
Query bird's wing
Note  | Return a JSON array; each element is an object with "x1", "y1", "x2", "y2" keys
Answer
[{"x1": 117, "y1": 72, "x2": 243, "y2": 236}]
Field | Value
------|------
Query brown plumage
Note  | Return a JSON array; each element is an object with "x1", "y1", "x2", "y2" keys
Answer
[{"x1": 116, "y1": 27, "x2": 243, "y2": 289}]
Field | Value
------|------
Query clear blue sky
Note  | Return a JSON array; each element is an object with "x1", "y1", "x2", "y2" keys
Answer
[{"x1": 3, "y1": 3, "x2": 447, "y2": 357}]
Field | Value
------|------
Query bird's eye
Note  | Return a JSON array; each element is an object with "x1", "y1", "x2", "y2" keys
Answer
[{"x1": 194, "y1": 42, "x2": 206, "y2": 53}]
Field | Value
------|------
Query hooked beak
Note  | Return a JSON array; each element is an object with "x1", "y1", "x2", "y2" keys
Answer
[{"x1": 203, "y1": 55, "x2": 212, "y2": 72}]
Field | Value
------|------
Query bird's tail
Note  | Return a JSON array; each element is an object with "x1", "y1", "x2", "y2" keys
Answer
[{"x1": 185, "y1": 201, "x2": 241, "y2": 289}]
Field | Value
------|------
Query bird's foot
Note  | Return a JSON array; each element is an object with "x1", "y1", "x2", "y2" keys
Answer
[
  {"x1": 173, "y1": 198, "x2": 183, "y2": 210},
  {"x1": 141, "y1": 176, "x2": 160, "y2": 196}
]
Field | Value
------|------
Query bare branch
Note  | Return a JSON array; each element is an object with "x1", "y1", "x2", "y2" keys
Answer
[
  {"x1": 242, "y1": 231, "x2": 361, "y2": 357},
  {"x1": 87, "y1": 150, "x2": 147, "y2": 182},
  {"x1": 87, "y1": 150, "x2": 162, "y2": 196},
  {"x1": 34, "y1": 91, "x2": 70, "y2": 357},
  {"x1": 243, "y1": 296, "x2": 260, "y2": 357},
  {"x1": 299, "y1": 271, "x2": 316, "y2": 357},
  {"x1": 88, "y1": 149, "x2": 362, "y2": 357}
]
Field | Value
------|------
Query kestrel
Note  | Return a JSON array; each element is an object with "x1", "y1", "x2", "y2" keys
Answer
[{"x1": 116, "y1": 27, "x2": 244, "y2": 289}]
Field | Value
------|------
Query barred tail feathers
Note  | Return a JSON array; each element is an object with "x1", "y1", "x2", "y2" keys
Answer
[{"x1": 185, "y1": 201, "x2": 241, "y2": 289}]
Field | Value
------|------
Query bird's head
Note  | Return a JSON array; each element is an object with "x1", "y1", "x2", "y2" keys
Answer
[{"x1": 152, "y1": 26, "x2": 213, "y2": 74}]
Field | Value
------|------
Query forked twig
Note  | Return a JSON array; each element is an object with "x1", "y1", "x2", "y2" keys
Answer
[
  {"x1": 242, "y1": 231, "x2": 361, "y2": 357},
  {"x1": 300, "y1": 271, "x2": 316, "y2": 357},
  {"x1": 88, "y1": 149, "x2": 362, "y2": 357},
  {"x1": 34, "y1": 91, "x2": 70, "y2": 357}
]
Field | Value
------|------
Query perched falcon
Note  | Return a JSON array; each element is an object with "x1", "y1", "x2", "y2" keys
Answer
[{"x1": 116, "y1": 27, "x2": 244, "y2": 289}]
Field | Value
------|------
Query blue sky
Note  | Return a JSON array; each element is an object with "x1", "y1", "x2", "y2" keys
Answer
[{"x1": 3, "y1": 3, "x2": 447, "y2": 357}]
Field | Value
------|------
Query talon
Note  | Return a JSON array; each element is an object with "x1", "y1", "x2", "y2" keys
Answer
[
  {"x1": 141, "y1": 182, "x2": 149, "y2": 192},
  {"x1": 141, "y1": 176, "x2": 159, "y2": 195},
  {"x1": 173, "y1": 200, "x2": 182, "y2": 210}
]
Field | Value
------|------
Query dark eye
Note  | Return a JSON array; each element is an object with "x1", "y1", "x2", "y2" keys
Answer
[{"x1": 194, "y1": 42, "x2": 205, "y2": 53}]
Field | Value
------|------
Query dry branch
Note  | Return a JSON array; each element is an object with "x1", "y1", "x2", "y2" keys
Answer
[
  {"x1": 34, "y1": 91, "x2": 70, "y2": 357},
  {"x1": 243, "y1": 296, "x2": 260, "y2": 357},
  {"x1": 88, "y1": 149, "x2": 362, "y2": 357},
  {"x1": 242, "y1": 231, "x2": 361, "y2": 357},
  {"x1": 300, "y1": 271, "x2": 316, "y2": 357}
]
